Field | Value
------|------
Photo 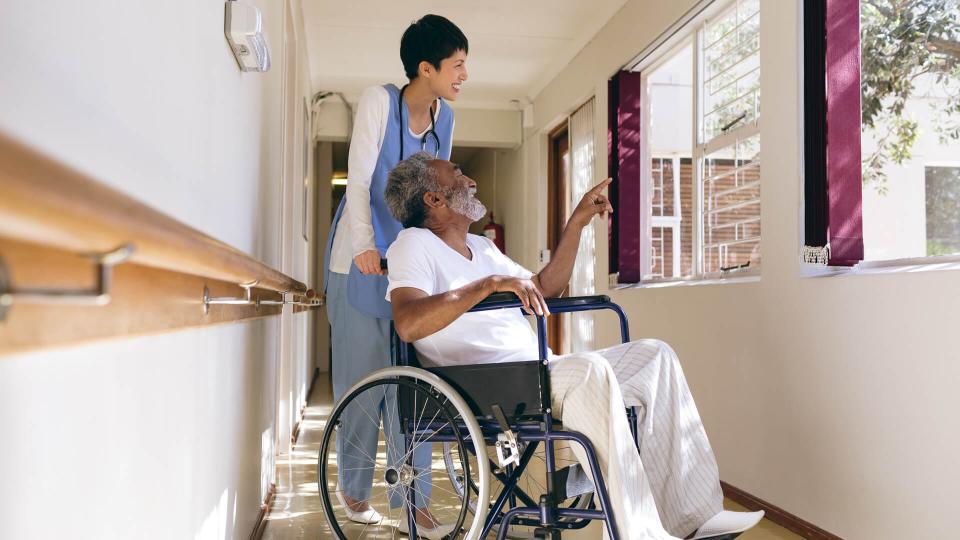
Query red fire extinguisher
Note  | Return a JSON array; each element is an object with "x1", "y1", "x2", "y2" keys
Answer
[{"x1": 483, "y1": 212, "x2": 506, "y2": 253}]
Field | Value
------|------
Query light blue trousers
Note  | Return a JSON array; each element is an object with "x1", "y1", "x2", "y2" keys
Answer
[{"x1": 327, "y1": 271, "x2": 432, "y2": 508}]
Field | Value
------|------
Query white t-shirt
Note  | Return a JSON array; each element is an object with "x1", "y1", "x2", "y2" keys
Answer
[
  {"x1": 385, "y1": 228, "x2": 541, "y2": 367},
  {"x1": 329, "y1": 86, "x2": 451, "y2": 274}
]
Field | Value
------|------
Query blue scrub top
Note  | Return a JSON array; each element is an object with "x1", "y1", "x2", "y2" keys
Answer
[{"x1": 324, "y1": 83, "x2": 455, "y2": 319}]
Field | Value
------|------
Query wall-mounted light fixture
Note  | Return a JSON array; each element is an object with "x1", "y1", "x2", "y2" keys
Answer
[{"x1": 224, "y1": 0, "x2": 271, "y2": 72}]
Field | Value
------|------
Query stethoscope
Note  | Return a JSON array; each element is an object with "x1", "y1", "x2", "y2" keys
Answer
[{"x1": 398, "y1": 84, "x2": 441, "y2": 161}]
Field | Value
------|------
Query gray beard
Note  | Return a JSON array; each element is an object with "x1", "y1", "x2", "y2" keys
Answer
[{"x1": 448, "y1": 187, "x2": 487, "y2": 222}]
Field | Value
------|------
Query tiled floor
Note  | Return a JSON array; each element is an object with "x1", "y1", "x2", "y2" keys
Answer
[{"x1": 261, "y1": 375, "x2": 801, "y2": 540}]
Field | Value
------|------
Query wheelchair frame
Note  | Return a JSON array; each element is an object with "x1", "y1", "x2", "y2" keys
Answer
[{"x1": 395, "y1": 293, "x2": 634, "y2": 540}]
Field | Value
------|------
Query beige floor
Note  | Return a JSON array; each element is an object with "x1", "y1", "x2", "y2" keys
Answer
[{"x1": 261, "y1": 375, "x2": 801, "y2": 540}]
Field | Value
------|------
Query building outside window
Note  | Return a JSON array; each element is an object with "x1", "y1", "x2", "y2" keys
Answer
[{"x1": 859, "y1": 0, "x2": 960, "y2": 261}]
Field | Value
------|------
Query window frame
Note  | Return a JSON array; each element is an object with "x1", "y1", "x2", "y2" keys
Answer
[
  {"x1": 800, "y1": 0, "x2": 960, "y2": 275},
  {"x1": 631, "y1": 0, "x2": 762, "y2": 285},
  {"x1": 647, "y1": 155, "x2": 684, "y2": 279}
]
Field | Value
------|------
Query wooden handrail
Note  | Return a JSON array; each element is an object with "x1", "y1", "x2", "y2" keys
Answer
[{"x1": 0, "y1": 132, "x2": 306, "y2": 294}]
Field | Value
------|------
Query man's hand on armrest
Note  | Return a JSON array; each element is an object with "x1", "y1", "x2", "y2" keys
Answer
[{"x1": 391, "y1": 276, "x2": 549, "y2": 342}]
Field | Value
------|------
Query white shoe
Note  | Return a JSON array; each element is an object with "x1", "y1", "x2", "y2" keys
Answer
[
  {"x1": 688, "y1": 510, "x2": 765, "y2": 539},
  {"x1": 334, "y1": 488, "x2": 384, "y2": 525},
  {"x1": 396, "y1": 515, "x2": 456, "y2": 540}
]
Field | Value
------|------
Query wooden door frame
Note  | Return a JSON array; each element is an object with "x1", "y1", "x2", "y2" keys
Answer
[{"x1": 547, "y1": 123, "x2": 569, "y2": 355}]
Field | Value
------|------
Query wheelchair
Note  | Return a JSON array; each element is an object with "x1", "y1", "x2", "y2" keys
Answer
[{"x1": 317, "y1": 294, "x2": 736, "y2": 540}]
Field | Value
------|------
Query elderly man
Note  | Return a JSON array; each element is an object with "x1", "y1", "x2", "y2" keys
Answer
[{"x1": 383, "y1": 151, "x2": 762, "y2": 540}]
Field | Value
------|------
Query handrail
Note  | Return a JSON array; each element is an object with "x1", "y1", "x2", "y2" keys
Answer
[{"x1": 0, "y1": 132, "x2": 308, "y2": 296}]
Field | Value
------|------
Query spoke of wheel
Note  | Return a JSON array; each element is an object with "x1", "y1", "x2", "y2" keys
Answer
[
  {"x1": 350, "y1": 390, "x2": 390, "y2": 462},
  {"x1": 354, "y1": 486, "x2": 376, "y2": 540},
  {"x1": 393, "y1": 385, "x2": 429, "y2": 472},
  {"x1": 408, "y1": 390, "x2": 442, "y2": 459},
  {"x1": 533, "y1": 453, "x2": 578, "y2": 466},
  {"x1": 410, "y1": 417, "x2": 451, "y2": 461},
  {"x1": 409, "y1": 471, "x2": 465, "y2": 500},
  {"x1": 379, "y1": 483, "x2": 396, "y2": 539},
  {"x1": 396, "y1": 399, "x2": 447, "y2": 470},
  {"x1": 335, "y1": 466, "x2": 388, "y2": 473},
  {"x1": 338, "y1": 434, "x2": 386, "y2": 471},
  {"x1": 406, "y1": 482, "x2": 449, "y2": 524},
  {"x1": 382, "y1": 386, "x2": 405, "y2": 476},
  {"x1": 367, "y1": 387, "x2": 403, "y2": 470}
]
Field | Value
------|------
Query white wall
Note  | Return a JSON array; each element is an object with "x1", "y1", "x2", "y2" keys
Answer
[
  {"x1": 494, "y1": 1, "x2": 960, "y2": 538},
  {"x1": 0, "y1": 1, "x2": 315, "y2": 538}
]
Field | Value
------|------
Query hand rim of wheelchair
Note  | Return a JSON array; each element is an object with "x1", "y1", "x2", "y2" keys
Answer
[
  {"x1": 441, "y1": 441, "x2": 594, "y2": 539},
  {"x1": 318, "y1": 366, "x2": 491, "y2": 540}
]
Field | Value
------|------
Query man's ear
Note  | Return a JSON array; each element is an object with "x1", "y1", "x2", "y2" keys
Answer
[
  {"x1": 423, "y1": 190, "x2": 445, "y2": 209},
  {"x1": 419, "y1": 60, "x2": 434, "y2": 79}
]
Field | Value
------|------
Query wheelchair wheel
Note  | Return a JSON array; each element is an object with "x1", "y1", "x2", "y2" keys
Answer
[
  {"x1": 442, "y1": 439, "x2": 593, "y2": 539},
  {"x1": 318, "y1": 367, "x2": 490, "y2": 540}
]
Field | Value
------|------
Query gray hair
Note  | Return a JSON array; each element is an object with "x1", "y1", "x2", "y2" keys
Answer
[{"x1": 385, "y1": 151, "x2": 440, "y2": 228}]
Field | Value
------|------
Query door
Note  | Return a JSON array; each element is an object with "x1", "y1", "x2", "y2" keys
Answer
[{"x1": 547, "y1": 125, "x2": 569, "y2": 354}]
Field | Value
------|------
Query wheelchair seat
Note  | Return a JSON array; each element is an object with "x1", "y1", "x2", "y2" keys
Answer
[{"x1": 395, "y1": 336, "x2": 546, "y2": 422}]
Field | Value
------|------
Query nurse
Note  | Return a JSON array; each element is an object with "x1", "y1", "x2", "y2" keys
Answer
[{"x1": 323, "y1": 14, "x2": 468, "y2": 538}]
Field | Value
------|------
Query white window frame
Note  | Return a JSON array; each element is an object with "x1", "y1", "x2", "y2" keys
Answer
[
  {"x1": 631, "y1": 0, "x2": 761, "y2": 286},
  {"x1": 648, "y1": 156, "x2": 683, "y2": 278}
]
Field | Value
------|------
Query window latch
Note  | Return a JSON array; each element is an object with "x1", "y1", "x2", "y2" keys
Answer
[
  {"x1": 720, "y1": 112, "x2": 747, "y2": 133},
  {"x1": 720, "y1": 260, "x2": 751, "y2": 273}
]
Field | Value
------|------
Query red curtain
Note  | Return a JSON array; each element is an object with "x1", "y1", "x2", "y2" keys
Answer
[
  {"x1": 825, "y1": 0, "x2": 865, "y2": 265},
  {"x1": 608, "y1": 71, "x2": 643, "y2": 282}
]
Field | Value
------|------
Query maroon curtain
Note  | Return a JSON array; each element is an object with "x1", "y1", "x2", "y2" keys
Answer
[
  {"x1": 825, "y1": 0, "x2": 864, "y2": 265},
  {"x1": 608, "y1": 71, "x2": 643, "y2": 282}
]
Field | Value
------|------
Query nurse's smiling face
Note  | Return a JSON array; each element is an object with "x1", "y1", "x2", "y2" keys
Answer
[{"x1": 423, "y1": 49, "x2": 468, "y2": 101}]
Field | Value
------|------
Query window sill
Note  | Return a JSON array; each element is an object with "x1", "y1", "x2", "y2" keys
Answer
[
  {"x1": 612, "y1": 270, "x2": 760, "y2": 290},
  {"x1": 801, "y1": 255, "x2": 960, "y2": 278}
]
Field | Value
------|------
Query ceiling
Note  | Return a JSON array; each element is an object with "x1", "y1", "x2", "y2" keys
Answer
[{"x1": 300, "y1": 1, "x2": 627, "y2": 110}]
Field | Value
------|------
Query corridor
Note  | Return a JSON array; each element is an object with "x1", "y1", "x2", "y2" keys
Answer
[{"x1": 260, "y1": 376, "x2": 801, "y2": 540}]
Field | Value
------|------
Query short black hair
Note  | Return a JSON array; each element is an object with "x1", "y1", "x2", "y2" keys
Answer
[{"x1": 400, "y1": 14, "x2": 468, "y2": 80}]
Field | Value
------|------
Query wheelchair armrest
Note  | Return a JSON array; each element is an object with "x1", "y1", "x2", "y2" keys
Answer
[
  {"x1": 469, "y1": 292, "x2": 526, "y2": 312},
  {"x1": 469, "y1": 293, "x2": 612, "y2": 313},
  {"x1": 469, "y1": 292, "x2": 630, "y2": 343},
  {"x1": 545, "y1": 295, "x2": 612, "y2": 311}
]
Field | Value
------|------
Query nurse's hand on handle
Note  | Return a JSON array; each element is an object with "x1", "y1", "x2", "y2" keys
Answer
[{"x1": 355, "y1": 249, "x2": 385, "y2": 275}]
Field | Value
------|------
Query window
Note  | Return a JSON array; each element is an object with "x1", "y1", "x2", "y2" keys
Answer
[
  {"x1": 645, "y1": 44, "x2": 694, "y2": 280},
  {"x1": 622, "y1": 0, "x2": 761, "y2": 283},
  {"x1": 859, "y1": 0, "x2": 960, "y2": 261},
  {"x1": 803, "y1": 0, "x2": 960, "y2": 267},
  {"x1": 926, "y1": 165, "x2": 960, "y2": 255}
]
